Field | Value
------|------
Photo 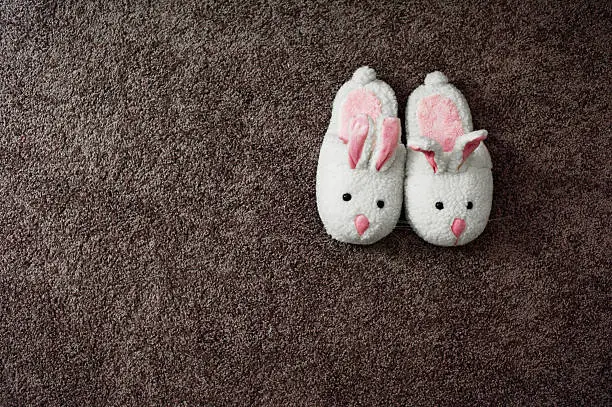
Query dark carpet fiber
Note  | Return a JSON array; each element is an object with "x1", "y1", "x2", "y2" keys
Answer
[{"x1": 1, "y1": 0, "x2": 610, "y2": 405}]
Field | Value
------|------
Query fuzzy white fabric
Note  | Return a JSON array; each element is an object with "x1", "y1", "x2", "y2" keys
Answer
[
  {"x1": 316, "y1": 67, "x2": 406, "y2": 244},
  {"x1": 404, "y1": 72, "x2": 493, "y2": 246}
]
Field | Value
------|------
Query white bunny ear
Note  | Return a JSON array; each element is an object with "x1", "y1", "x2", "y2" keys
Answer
[
  {"x1": 347, "y1": 114, "x2": 375, "y2": 169},
  {"x1": 371, "y1": 117, "x2": 401, "y2": 172},
  {"x1": 407, "y1": 136, "x2": 444, "y2": 173},
  {"x1": 454, "y1": 130, "x2": 488, "y2": 170}
]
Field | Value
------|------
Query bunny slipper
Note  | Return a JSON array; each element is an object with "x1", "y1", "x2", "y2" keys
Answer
[
  {"x1": 404, "y1": 71, "x2": 493, "y2": 246},
  {"x1": 316, "y1": 67, "x2": 406, "y2": 245}
]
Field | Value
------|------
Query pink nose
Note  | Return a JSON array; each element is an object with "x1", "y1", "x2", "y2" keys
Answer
[
  {"x1": 354, "y1": 214, "x2": 370, "y2": 236},
  {"x1": 451, "y1": 218, "x2": 466, "y2": 238}
]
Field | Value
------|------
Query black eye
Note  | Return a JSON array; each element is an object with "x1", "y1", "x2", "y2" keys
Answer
[
  {"x1": 342, "y1": 193, "x2": 351, "y2": 201},
  {"x1": 377, "y1": 200, "x2": 384, "y2": 208},
  {"x1": 435, "y1": 202, "x2": 444, "y2": 210},
  {"x1": 467, "y1": 201, "x2": 473, "y2": 209}
]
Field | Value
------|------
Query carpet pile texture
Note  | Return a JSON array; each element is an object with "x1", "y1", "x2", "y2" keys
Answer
[{"x1": 1, "y1": 0, "x2": 610, "y2": 405}]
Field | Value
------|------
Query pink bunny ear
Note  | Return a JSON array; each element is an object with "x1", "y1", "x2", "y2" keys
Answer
[
  {"x1": 410, "y1": 147, "x2": 437, "y2": 173},
  {"x1": 374, "y1": 117, "x2": 400, "y2": 171},
  {"x1": 455, "y1": 130, "x2": 487, "y2": 169},
  {"x1": 417, "y1": 94, "x2": 464, "y2": 152},
  {"x1": 461, "y1": 131, "x2": 487, "y2": 160},
  {"x1": 408, "y1": 137, "x2": 442, "y2": 173},
  {"x1": 347, "y1": 114, "x2": 370, "y2": 169},
  {"x1": 339, "y1": 89, "x2": 382, "y2": 143}
]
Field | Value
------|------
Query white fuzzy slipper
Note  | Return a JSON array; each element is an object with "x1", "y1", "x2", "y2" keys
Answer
[
  {"x1": 404, "y1": 71, "x2": 493, "y2": 246},
  {"x1": 316, "y1": 67, "x2": 406, "y2": 245}
]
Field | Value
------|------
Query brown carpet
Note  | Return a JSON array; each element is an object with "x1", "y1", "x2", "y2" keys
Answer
[{"x1": 1, "y1": 0, "x2": 610, "y2": 405}]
